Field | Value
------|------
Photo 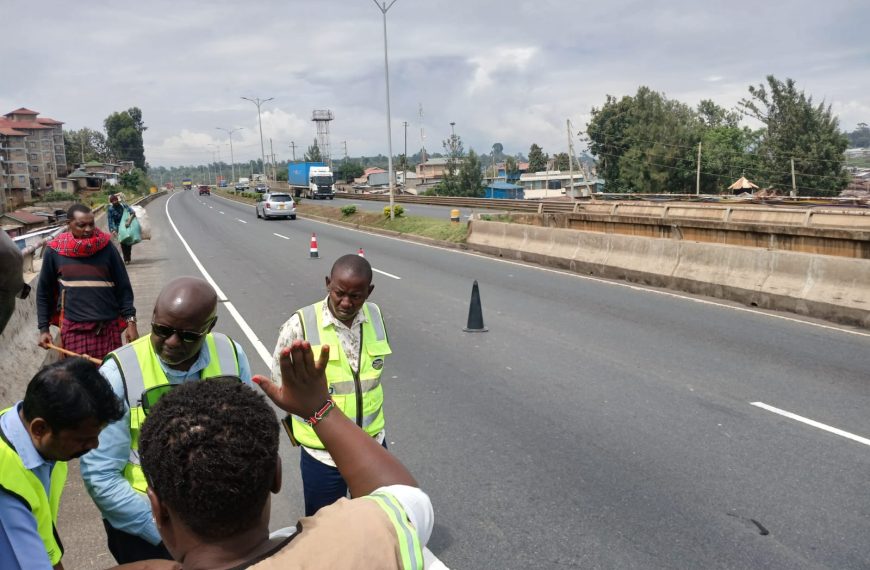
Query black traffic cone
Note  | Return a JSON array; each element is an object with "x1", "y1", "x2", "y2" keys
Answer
[{"x1": 463, "y1": 280, "x2": 488, "y2": 332}]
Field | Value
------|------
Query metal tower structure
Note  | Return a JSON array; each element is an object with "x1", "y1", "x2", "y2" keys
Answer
[{"x1": 311, "y1": 109, "x2": 334, "y2": 169}]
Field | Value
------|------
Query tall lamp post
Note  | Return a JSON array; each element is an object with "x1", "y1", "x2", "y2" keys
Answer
[
  {"x1": 217, "y1": 127, "x2": 243, "y2": 185},
  {"x1": 372, "y1": 0, "x2": 399, "y2": 219},
  {"x1": 241, "y1": 96, "x2": 273, "y2": 181}
]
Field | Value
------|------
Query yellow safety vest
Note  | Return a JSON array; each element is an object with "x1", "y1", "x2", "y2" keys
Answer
[
  {"x1": 105, "y1": 333, "x2": 240, "y2": 493},
  {"x1": 288, "y1": 301, "x2": 392, "y2": 449},
  {"x1": 0, "y1": 407, "x2": 67, "y2": 566}
]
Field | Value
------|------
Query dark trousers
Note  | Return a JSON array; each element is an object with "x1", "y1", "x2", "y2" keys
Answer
[
  {"x1": 300, "y1": 440, "x2": 387, "y2": 517},
  {"x1": 121, "y1": 243, "x2": 132, "y2": 263},
  {"x1": 103, "y1": 519, "x2": 172, "y2": 564}
]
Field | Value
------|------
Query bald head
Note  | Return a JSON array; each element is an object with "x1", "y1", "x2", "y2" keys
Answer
[
  {"x1": 154, "y1": 277, "x2": 218, "y2": 322},
  {"x1": 151, "y1": 277, "x2": 219, "y2": 368},
  {"x1": 330, "y1": 254, "x2": 373, "y2": 284}
]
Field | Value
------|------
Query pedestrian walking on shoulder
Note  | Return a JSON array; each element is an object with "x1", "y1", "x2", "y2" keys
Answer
[
  {"x1": 36, "y1": 203, "x2": 138, "y2": 362},
  {"x1": 107, "y1": 193, "x2": 136, "y2": 264}
]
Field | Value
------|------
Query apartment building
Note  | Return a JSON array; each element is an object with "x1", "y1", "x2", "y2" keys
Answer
[{"x1": 0, "y1": 107, "x2": 67, "y2": 212}]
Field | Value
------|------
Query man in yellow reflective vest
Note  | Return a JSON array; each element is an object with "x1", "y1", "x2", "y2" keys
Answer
[
  {"x1": 0, "y1": 358, "x2": 125, "y2": 570},
  {"x1": 272, "y1": 254, "x2": 393, "y2": 516},
  {"x1": 81, "y1": 276, "x2": 253, "y2": 565}
]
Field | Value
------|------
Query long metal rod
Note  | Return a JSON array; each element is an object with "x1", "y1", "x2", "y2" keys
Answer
[{"x1": 373, "y1": 0, "x2": 398, "y2": 219}]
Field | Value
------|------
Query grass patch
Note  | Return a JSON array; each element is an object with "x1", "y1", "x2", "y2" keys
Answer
[{"x1": 298, "y1": 203, "x2": 468, "y2": 243}]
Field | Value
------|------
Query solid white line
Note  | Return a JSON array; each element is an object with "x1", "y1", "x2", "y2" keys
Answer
[
  {"x1": 373, "y1": 268, "x2": 401, "y2": 280},
  {"x1": 751, "y1": 402, "x2": 870, "y2": 447},
  {"x1": 211, "y1": 192, "x2": 869, "y2": 339},
  {"x1": 273, "y1": 233, "x2": 290, "y2": 240},
  {"x1": 237, "y1": 219, "x2": 248, "y2": 224},
  {"x1": 164, "y1": 194, "x2": 273, "y2": 367}
]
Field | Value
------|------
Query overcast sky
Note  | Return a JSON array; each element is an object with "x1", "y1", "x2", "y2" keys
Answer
[{"x1": 3, "y1": 0, "x2": 868, "y2": 167}]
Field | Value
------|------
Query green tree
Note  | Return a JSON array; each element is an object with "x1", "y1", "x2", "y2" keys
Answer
[
  {"x1": 437, "y1": 133, "x2": 465, "y2": 195},
  {"x1": 505, "y1": 156, "x2": 519, "y2": 178},
  {"x1": 528, "y1": 143, "x2": 548, "y2": 173},
  {"x1": 458, "y1": 149, "x2": 484, "y2": 197},
  {"x1": 64, "y1": 128, "x2": 110, "y2": 168},
  {"x1": 739, "y1": 75, "x2": 849, "y2": 195},
  {"x1": 305, "y1": 139, "x2": 322, "y2": 162},
  {"x1": 104, "y1": 108, "x2": 147, "y2": 170},
  {"x1": 336, "y1": 161, "x2": 364, "y2": 182},
  {"x1": 276, "y1": 169, "x2": 288, "y2": 182},
  {"x1": 554, "y1": 152, "x2": 571, "y2": 170},
  {"x1": 846, "y1": 123, "x2": 870, "y2": 148}
]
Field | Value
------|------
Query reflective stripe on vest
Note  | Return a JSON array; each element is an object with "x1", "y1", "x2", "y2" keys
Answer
[
  {"x1": 0, "y1": 408, "x2": 67, "y2": 565},
  {"x1": 107, "y1": 333, "x2": 240, "y2": 492},
  {"x1": 363, "y1": 492, "x2": 424, "y2": 570},
  {"x1": 290, "y1": 301, "x2": 391, "y2": 448}
]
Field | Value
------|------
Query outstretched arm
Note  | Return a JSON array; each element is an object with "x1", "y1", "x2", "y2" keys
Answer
[{"x1": 253, "y1": 341, "x2": 417, "y2": 497}]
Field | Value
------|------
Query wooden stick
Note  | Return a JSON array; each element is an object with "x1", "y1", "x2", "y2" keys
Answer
[{"x1": 46, "y1": 343, "x2": 102, "y2": 366}]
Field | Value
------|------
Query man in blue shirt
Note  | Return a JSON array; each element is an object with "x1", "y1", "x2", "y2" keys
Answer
[
  {"x1": 107, "y1": 193, "x2": 136, "y2": 264},
  {"x1": 81, "y1": 276, "x2": 253, "y2": 564},
  {"x1": 0, "y1": 358, "x2": 125, "y2": 570}
]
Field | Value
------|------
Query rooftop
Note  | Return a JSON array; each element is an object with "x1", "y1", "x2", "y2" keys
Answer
[
  {"x1": 36, "y1": 117, "x2": 64, "y2": 125},
  {"x1": 0, "y1": 127, "x2": 26, "y2": 136},
  {"x1": 2, "y1": 210, "x2": 47, "y2": 225},
  {"x1": 0, "y1": 117, "x2": 49, "y2": 130},
  {"x1": 5, "y1": 108, "x2": 39, "y2": 116}
]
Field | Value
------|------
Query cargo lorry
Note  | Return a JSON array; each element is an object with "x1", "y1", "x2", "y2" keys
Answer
[{"x1": 288, "y1": 162, "x2": 335, "y2": 199}]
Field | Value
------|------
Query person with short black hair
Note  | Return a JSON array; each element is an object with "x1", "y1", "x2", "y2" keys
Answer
[
  {"x1": 271, "y1": 254, "x2": 395, "y2": 516},
  {"x1": 36, "y1": 203, "x2": 138, "y2": 361},
  {"x1": 0, "y1": 358, "x2": 126, "y2": 570},
  {"x1": 107, "y1": 194, "x2": 136, "y2": 264},
  {"x1": 139, "y1": 342, "x2": 434, "y2": 569}
]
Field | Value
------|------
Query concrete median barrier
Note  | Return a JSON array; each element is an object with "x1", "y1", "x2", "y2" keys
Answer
[{"x1": 468, "y1": 220, "x2": 870, "y2": 328}]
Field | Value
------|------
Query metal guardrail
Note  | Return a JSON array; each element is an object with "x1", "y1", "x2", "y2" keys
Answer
[{"x1": 334, "y1": 192, "x2": 870, "y2": 229}]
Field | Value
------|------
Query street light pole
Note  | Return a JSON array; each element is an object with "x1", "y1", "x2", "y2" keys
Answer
[
  {"x1": 372, "y1": 0, "x2": 399, "y2": 219},
  {"x1": 217, "y1": 127, "x2": 243, "y2": 185},
  {"x1": 241, "y1": 96, "x2": 273, "y2": 181}
]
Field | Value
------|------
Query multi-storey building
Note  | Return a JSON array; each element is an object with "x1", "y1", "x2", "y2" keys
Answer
[{"x1": 0, "y1": 108, "x2": 66, "y2": 212}]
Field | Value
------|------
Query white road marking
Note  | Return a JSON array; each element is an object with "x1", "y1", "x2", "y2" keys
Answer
[
  {"x1": 273, "y1": 233, "x2": 290, "y2": 240},
  {"x1": 164, "y1": 194, "x2": 273, "y2": 366},
  {"x1": 373, "y1": 268, "x2": 401, "y2": 280},
  {"x1": 751, "y1": 402, "x2": 870, "y2": 447},
  {"x1": 210, "y1": 192, "x2": 869, "y2": 339},
  {"x1": 237, "y1": 219, "x2": 248, "y2": 224},
  {"x1": 219, "y1": 211, "x2": 225, "y2": 215}
]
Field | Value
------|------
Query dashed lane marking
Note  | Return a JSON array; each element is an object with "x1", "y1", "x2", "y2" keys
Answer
[{"x1": 751, "y1": 402, "x2": 870, "y2": 447}]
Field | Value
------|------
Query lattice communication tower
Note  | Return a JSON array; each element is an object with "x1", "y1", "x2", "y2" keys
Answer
[{"x1": 312, "y1": 109, "x2": 334, "y2": 168}]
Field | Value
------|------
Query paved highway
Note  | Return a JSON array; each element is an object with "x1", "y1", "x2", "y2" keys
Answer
[
  {"x1": 146, "y1": 190, "x2": 870, "y2": 568},
  {"x1": 327, "y1": 195, "x2": 499, "y2": 220}
]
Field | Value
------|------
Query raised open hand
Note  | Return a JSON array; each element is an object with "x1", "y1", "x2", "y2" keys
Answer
[{"x1": 253, "y1": 340, "x2": 331, "y2": 417}]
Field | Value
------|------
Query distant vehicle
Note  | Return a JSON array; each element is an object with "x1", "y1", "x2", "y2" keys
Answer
[
  {"x1": 198, "y1": 185, "x2": 211, "y2": 196},
  {"x1": 252, "y1": 173, "x2": 266, "y2": 183},
  {"x1": 235, "y1": 182, "x2": 247, "y2": 191},
  {"x1": 255, "y1": 183, "x2": 269, "y2": 193},
  {"x1": 182, "y1": 178, "x2": 192, "y2": 191},
  {"x1": 237, "y1": 177, "x2": 250, "y2": 191},
  {"x1": 288, "y1": 162, "x2": 335, "y2": 199},
  {"x1": 165, "y1": 182, "x2": 175, "y2": 190},
  {"x1": 219, "y1": 180, "x2": 228, "y2": 188},
  {"x1": 256, "y1": 192, "x2": 296, "y2": 220}
]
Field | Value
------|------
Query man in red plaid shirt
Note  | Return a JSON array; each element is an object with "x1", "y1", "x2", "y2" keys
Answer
[{"x1": 36, "y1": 204, "x2": 139, "y2": 361}]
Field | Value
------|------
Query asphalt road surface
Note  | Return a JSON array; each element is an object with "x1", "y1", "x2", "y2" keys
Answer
[{"x1": 117, "y1": 190, "x2": 870, "y2": 569}]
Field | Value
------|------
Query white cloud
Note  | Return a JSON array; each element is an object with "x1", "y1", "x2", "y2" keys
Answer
[{"x1": 468, "y1": 47, "x2": 538, "y2": 93}]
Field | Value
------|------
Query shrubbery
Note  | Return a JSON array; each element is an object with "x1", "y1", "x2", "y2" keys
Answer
[
  {"x1": 341, "y1": 204, "x2": 358, "y2": 217},
  {"x1": 383, "y1": 205, "x2": 404, "y2": 218}
]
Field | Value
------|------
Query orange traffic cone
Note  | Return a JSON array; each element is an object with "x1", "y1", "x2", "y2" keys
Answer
[
  {"x1": 309, "y1": 233, "x2": 320, "y2": 259},
  {"x1": 357, "y1": 248, "x2": 365, "y2": 257}
]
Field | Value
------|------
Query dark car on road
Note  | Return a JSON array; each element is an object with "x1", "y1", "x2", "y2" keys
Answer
[
  {"x1": 198, "y1": 185, "x2": 211, "y2": 196},
  {"x1": 255, "y1": 183, "x2": 269, "y2": 193}
]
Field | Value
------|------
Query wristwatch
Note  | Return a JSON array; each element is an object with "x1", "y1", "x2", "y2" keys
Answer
[{"x1": 125, "y1": 316, "x2": 137, "y2": 324}]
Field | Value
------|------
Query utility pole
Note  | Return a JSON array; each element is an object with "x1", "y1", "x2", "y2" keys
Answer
[
  {"x1": 217, "y1": 127, "x2": 243, "y2": 184},
  {"x1": 241, "y1": 96, "x2": 273, "y2": 181},
  {"x1": 402, "y1": 121, "x2": 408, "y2": 190},
  {"x1": 289, "y1": 141, "x2": 297, "y2": 163},
  {"x1": 372, "y1": 0, "x2": 399, "y2": 219},
  {"x1": 566, "y1": 119, "x2": 576, "y2": 198},
  {"x1": 342, "y1": 140, "x2": 349, "y2": 184},
  {"x1": 790, "y1": 158, "x2": 797, "y2": 198},
  {"x1": 696, "y1": 141, "x2": 702, "y2": 195},
  {"x1": 269, "y1": 138, "x2": 277, "y2": 182}
]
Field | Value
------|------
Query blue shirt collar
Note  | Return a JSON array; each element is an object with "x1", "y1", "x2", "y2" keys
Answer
[
  {"x1": 1, "y1": 402, "x2": 51, "y2": 471},
  {"x1": 158, "y1": 341, "x2": 212, "y2": 382}
]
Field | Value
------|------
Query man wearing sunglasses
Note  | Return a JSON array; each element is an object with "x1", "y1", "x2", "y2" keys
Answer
[{"x1": 80, "y1": 276, "x2": 252, "y2": 565}]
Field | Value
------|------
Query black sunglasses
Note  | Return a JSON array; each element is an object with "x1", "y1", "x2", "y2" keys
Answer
[
  {"x1": 140, "y1": 375, "x2": 242, "y2": 416},
  {"x1": 150, "y1": 318, "x2": 215, "y2": 343}
]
